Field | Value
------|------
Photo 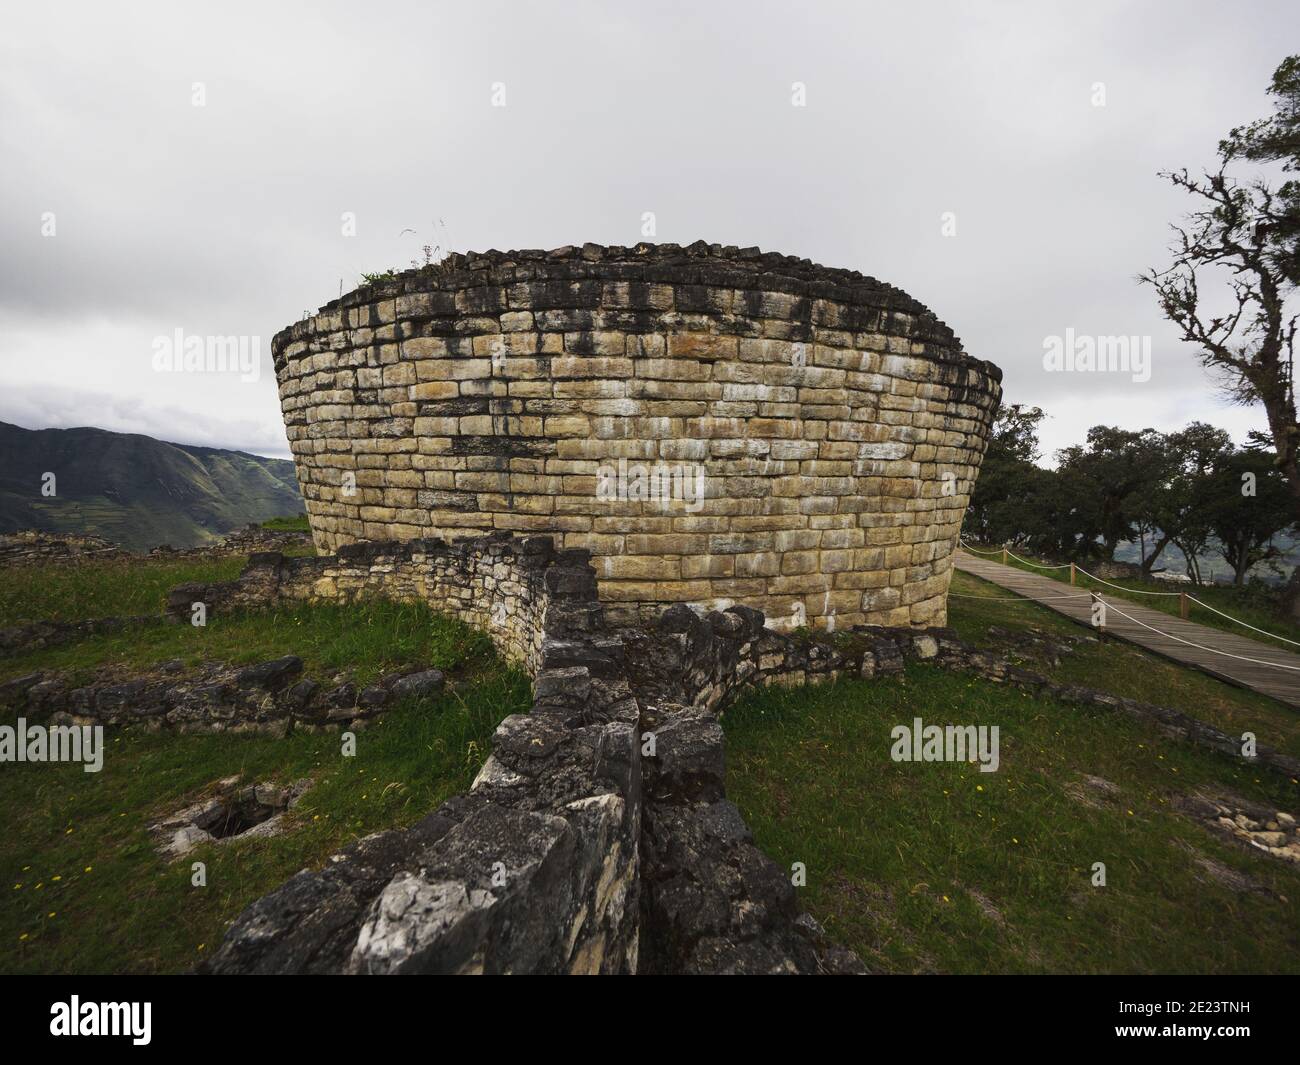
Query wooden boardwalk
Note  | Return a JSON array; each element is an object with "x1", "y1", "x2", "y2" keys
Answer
[{"x1": 952, "y1": 551, "x2": 1300, "y2": 708}]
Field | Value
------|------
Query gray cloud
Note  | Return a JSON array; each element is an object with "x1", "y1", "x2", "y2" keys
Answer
[{"x1": 1, "y1": 0, "x2": 1295, "y2": 460}]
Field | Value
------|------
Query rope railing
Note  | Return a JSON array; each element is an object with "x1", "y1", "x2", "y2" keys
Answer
[
  {"x1": 1005, "y1": 548, "x2": 1072, "y2": 570},
  {"x1": 1068, "y1": 567, "x2": 1183, "y2": 596},
  {"x1": 956, "y1": 541, "x2": 1005, "y2": 557},
  {"x1": 957, "y1": 537, "x2": 1300, "y2": 649},
  {"x1": 1099, "y1": 599, "x2": 1300, "y2": 672},
  {"x1": 1186, "y1": 596, "x2": 1300, "y2": 649},
  {"x1": 948, "y1": 592, "x2": 1093, "y2": 601}
]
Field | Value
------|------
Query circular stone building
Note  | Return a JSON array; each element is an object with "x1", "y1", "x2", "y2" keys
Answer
[{"x1": 273, "y1": 242, "x2": 1001, "y2": 630}]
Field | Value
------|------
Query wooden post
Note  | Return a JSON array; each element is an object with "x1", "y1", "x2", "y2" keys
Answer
[
  {"x1": 1070, "y1": 562, "x2": 1076, "y2": 585},
  {"x1": 1092, "y1": 592, "x2": 1105, "y2": 638},
  {"x1": 1002, "y1": 546, "x2": 1008, "y2": 565},
  {"x1": 1179, "y1": 592, "x2": 1189, "y2": 620}
]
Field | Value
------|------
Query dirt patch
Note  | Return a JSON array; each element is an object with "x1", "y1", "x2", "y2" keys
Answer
[
  {"x1": 967, "y1": 888, "x2": 1007, "y2": 927},
  {"x1": 1063, "y1": 773, "x2": 1121, "y2": 809},
  {"x1": 1176, "y1": 841, "x2": 1282, "y2": 898}
]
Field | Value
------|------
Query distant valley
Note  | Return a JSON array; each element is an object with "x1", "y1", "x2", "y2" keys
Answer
[{"x1": 0, "y1": 421, "x2": 303, "y2": 551}]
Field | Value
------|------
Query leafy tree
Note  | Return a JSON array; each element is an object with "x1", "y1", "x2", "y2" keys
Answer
[
  {"x1": 1222, "y1": 55, "x2": 1300, "y2": 286},
  {"x1": 966, "y1": 404, "x2": 1045, "y2": 545},
  {"x1": 1204, "y1": 446, "x2": 1296, "y2": 585},
  {"x1": 1140, "y1": 423, "x2": 1233, "y2": 579},
  {"x1": 1142, "y1": 54, "x2": 1299, "y2": 608},
  {"x1": 1054, "y1": 427, "x2": 1168, "y2": 561}
]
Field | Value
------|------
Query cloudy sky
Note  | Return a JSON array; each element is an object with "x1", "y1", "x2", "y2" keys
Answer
[{"x1": 1, "y1": 0, "x2": 1296, "y2": 461}]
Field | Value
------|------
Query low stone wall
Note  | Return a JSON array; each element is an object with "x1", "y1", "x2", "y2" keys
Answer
[
  {"x1": 167, "y1": 534, "x2": 598, "y2": 677},
  {"x1": 0, "y1": 531, "x2": 129, "y2": 566},
  {"x1": 200, "y1": 535, "x2": 641, "y2": 974},
  {"x1": 194, "y1": 533, "x2": 863, "y2": 974},
  {"x1": 0, "y1": 615, "x2": 154, "y2": 657},
  {"x1": 12, "y1": 529, "x2": 1291, "y2": 973},
  {"x1": 172, "y1": 530, "x2": 1298, "y2": 974},
  {"x1": 0, "y1": 524, "x2": 311, "y2": 570},
  {"x1": 1, "y1": 657, "x2": 448, "y2": 736}
]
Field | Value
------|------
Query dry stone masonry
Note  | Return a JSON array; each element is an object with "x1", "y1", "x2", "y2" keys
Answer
[
  {"x1": 274, "y1": 242, "x2": 1001, "y2": 630},
  {"x1": 188, "y1": 535, "x2": 864, "y2": 974},
  {"x1": 14, "y1": 530, "x2": 1289, "y2": 973}
]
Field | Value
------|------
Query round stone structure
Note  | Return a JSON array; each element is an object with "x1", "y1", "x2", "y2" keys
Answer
[{"x1": 273, "y1": 242, "x2": 1001, "y2": 630}]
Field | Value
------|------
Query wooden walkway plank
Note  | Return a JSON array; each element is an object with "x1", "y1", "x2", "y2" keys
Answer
[{"x1": 952, "y1": 551, "x2": 1300, "y2": 708}]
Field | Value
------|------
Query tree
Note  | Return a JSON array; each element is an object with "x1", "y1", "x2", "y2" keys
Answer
[
  {"x1": 1142, "y1": 54, "x2": 1300, "y2": 610},
  {"x1": 1222, "y1": 55, "x2": 1300, "y2": 287},
  {"x1": 1204, "y1": 446, "x2": 1295, "y2": 585},
  {"x1": 966, "y1": 404, "x2": 1045, "y2": 546},
  {"x1": 1055, "y1": 426, "x2": 1168, "y2": 561},
  {"x1": 1142, "y1": 423, "x2": 1233, "y2": 580}
]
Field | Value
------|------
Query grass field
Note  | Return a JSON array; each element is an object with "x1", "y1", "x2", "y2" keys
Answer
[
  {"x1": 0, "y1": 672, "x2": 529, "y2": 974},
  {"x1": 946, "y1": 570, "x2": 1300, "y2": 759},
  {"x1": 0, "y1": 599, "x2": 496, "y2": 688},
  {"x1": 0, "y1": 515, "x2": 316, "y2": 629},
  {"x1": 0, "y1": 556, "x2": 248, "y2": 627},
  {"x1": 723, "y1": 570, "x2": 1300, "y2": 974},
  {"x1": 5, "y1": 543, "x2": 1298, "y2": 975},
  {"x1": 0, "y1": 546, "x2": 530, "y2": 973},
  {"x1": 259, "y1": 514, "x2": 310, "y2": 533}
]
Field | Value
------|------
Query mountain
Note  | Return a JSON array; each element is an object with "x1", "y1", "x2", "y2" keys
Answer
[{"x1": 0, "y1": 421, "x2": 304, "y2": 551}]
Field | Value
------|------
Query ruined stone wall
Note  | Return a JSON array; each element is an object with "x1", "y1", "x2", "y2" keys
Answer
[
  {"x1": 274, "y1": 242, "x2": 1001, "y2": 630},
  {"x1": 165, "y1": 534, "x2": 600, "y2": 677},
  {"x1": 196, "y1": 535, "x2": 641, "y2": 974},
  {"x1": 191, "y1": 534, "x2": 865, "y2": 974}
]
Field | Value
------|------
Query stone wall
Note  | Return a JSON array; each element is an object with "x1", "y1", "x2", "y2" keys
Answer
[
  {"x1": 3, "y1": 656, "x2": 449, "y2": 736},
  {"x1": 166, "y1": 533, "x2": 603, "y2": 677},
  {"x1": 192, "y1": 534, "x2": 866, "y2": 974},
  {"x1": 152, "y1": 530, "x2": 1296, "y2": 973},
  {"x1": 274, "y1": 242, "x2": 1001, "y2": 630},
  {"x1": 0, "y1": 525, "x2": 312, "y2": 569},
  {"x1": 199, "y1": 535, "x2": 642, "y2": 974},
  {"x1": 0, "y1": 531, "x2": 128, "y2": 566}
]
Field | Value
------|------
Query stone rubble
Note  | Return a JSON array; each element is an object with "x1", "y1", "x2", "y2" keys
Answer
[
  {"x1": 0, "y1": 657, "x2": 447, "y2": 735},
  {"x1": 1176, "y1": 792, "x2": 1300, "y2": 865}
]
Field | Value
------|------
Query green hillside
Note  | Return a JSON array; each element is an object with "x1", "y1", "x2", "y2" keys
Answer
[{"x1": 0, "y1": 422, "x2": 303, "y2": 551}]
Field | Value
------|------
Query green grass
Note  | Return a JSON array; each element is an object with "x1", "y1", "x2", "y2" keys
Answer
[
  {"x1": 0, "y1": 548, "x2": 467, "y2": 691},
  {"x1": 0, "y1": 671, "x2": 530, "y2": 974},
  {"x1": 723, "y1": 667, "x2": 1300, "y2": 974},
  {"x1": 963, "y1": 542, "x2": 1300, "y2": 650},
  {"x1": 723, "y1": 565, "x2": 1300, "y2": 973},
  {"x1": 1, "y1": 599, "x2": 496, "y2": 687},
  {"x1": 0, "y1": 557, "x2": 249, "y2": 627},
  {"x1": 947, "y1": 569, "x2": 1300, "y2": 759},
  {"x1": 260, "y1": 514, "x2": 310, "y2": 533},
  {"x1": 1, "y1": 553, "x2": 528, "y2": 974}
]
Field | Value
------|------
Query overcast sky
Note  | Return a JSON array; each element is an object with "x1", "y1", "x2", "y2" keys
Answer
[{"x1": 2, "y1": 0, "x2": 1296, "y2": 462}]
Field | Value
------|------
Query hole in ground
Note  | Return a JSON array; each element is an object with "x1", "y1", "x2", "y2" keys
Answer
[{"x1": 197, "y1": 798, "x2": 279, "y2": 839}]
